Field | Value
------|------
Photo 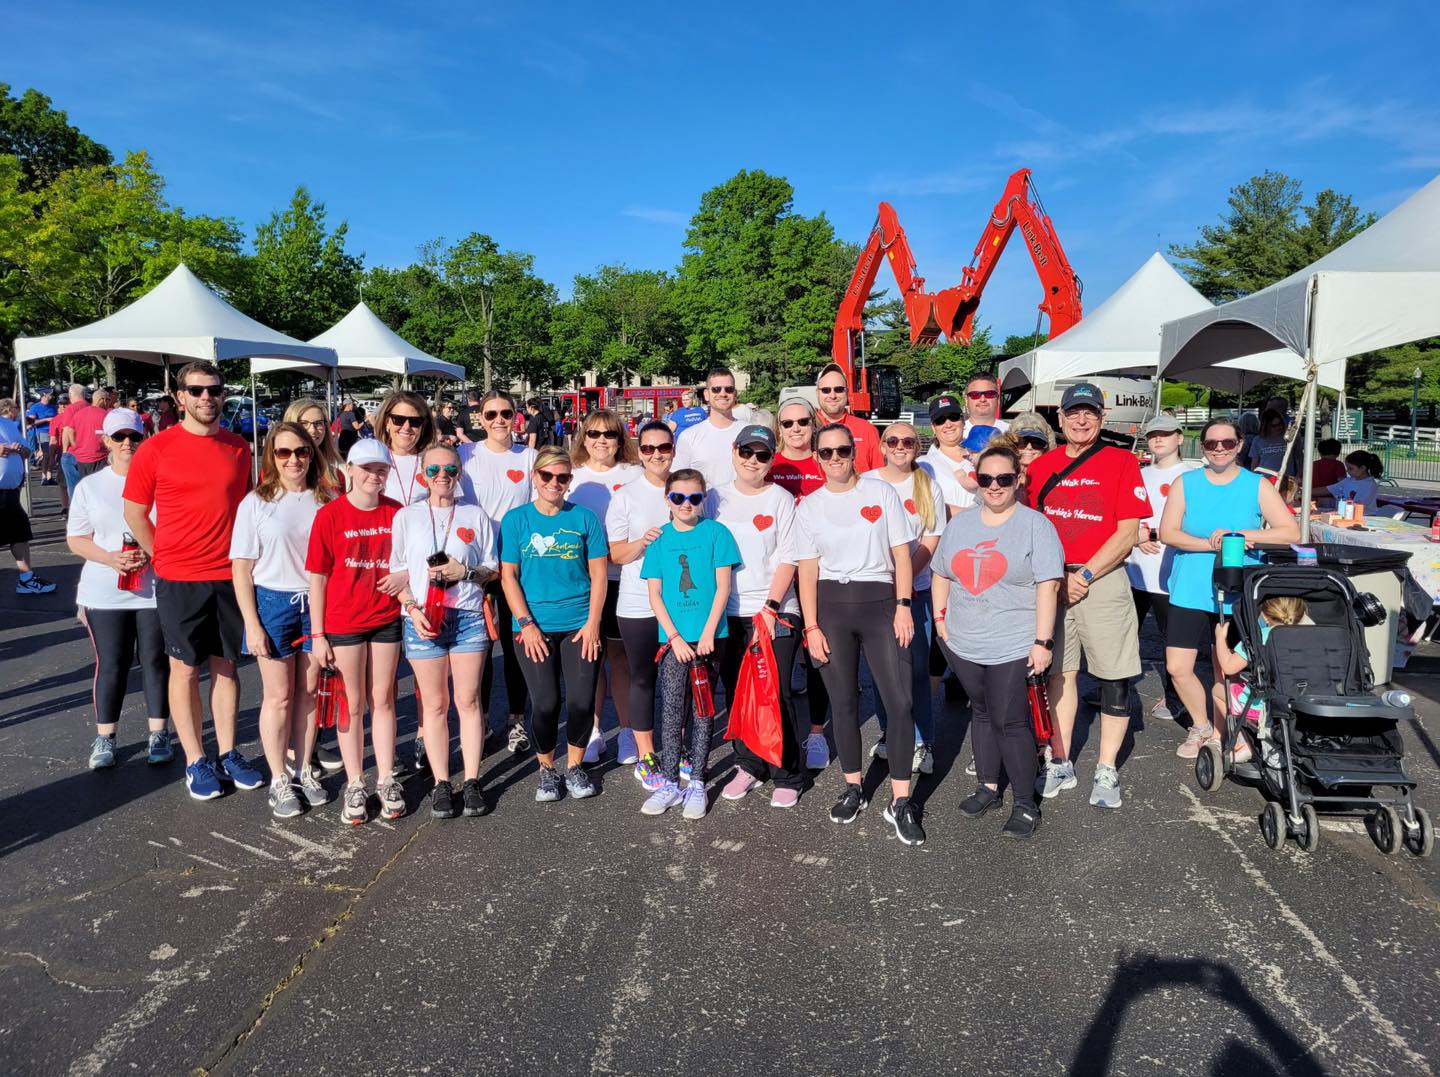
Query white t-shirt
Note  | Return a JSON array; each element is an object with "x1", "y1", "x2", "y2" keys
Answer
[
  {"x1": 794, "y1": 477, "x2": 914, "y2": 583},
  {"x1": 606, "y1": 476, "x2": 673, "y2": 619},
  {"x1": 712, "y1": 482, "x2": 800, "y2": 617},
  {"x1": 229, "y1": 489, "x2": 323, "y2": 592},
  {"x1": 673, "y1": 417, "x2": 744, "y2": 489},
  {"x1": 68, "y1": 467, "x2": 157, "y2": 611},
  {"x1": 385, "y1": 452, "x2": 431, "y2": 506},
  {"x1": 460, "y1": 441, "x2": 535, "y2": 523},
  {"x1": 964, "y1": 416, "x2": 1010, "y2": 437},
  {"x1": 878, "y1": 471, "x2": 947, "y2": 591},
  {"x1": 1125, "y1": 461, "x2": 1198, "y2": 594},
  {"x1": 389, "y1": 501, "x2": 497, "y2": 613},
  {"x1": 920, "y1": 444, "x2": 976, "y2": 511},
  {"x1": 569, "y1": 462, "x2": 642, "y2": 581},
  {"x1": 1328, "y1": 475, "x2": 1379, "y2": 512}
]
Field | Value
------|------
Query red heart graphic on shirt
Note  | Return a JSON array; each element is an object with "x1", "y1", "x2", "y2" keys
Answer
[
  {"x1": 753, "y1": 514, "x2": 774, "y2": 531},
  {"x1": 904, "y1": 498, "x2": 917, "y2": 514},
  {"x1": 613, "y1": 483, "x2": 623, "y2": 491},
  {"x1": 1159, "y1": 482, "x2": 1171, "y2": 498},
  {"x1": 506, "y1": 469, "x2": 524, "y2": 483},
  {"x1": 951, "y1": 539, "x2": 1008, "y2": 596},
  {"x1": 860, "y1": 505, "x2": 882, "y2": 523},
  {"x1": 456, "y1": 527, "x2": 475, "y2": 545}
]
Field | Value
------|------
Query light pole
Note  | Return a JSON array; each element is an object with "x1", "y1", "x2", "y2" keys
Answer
[{"x1": 1411, "y1": 367, "x2": 1422, "y2": 459}]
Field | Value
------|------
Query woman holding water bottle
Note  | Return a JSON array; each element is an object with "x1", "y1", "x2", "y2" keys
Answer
[{"x1": 67, "y1": 408, "x2": 172, "y2": 770}]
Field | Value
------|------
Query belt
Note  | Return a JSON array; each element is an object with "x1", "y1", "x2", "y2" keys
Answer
[{"x1": 1064, "y1": 564, "x2": 1086, "y2": 572}]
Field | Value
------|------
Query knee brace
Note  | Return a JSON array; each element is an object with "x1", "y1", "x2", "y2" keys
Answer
[{"x1": 1097, "y1": 677, "x2": 1130, "y2": 715}]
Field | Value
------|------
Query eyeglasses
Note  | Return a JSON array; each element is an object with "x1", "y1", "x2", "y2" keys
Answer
[
  {"x1": 424, "y1": 463, "x2": 460, "y2": 478},
  {"x1": 537, "y1": 468, "x2": 573, "y2": 486},
  {"x1": 884, "y1": 436, "x2": 917, "y2": 450},
  {"x1": 388, "y1": 413, "x2": 425, "y2": 429},
  {"x1": 273, "y1": 446, "x2": 312, "y2": 461},
  {"x1": 932, "y1": 413, "x2": 962, "y2": 426},
  {"x1": 1203, "y1": 438, "x2": 1240, "y2": 451},
  {"x1": 182, "y1": 384, "x2": 224, "y2": 398},
  {"x1": 975, "y1": 472, "x2": 1018, "y2": 488},
  {"x1": 779, "y1": 418, "x2": 811, "y2": 429},
  {"x1": 817, "y1": 385, "x2": 847, "y2": 396},
  {"x1": 484, "y1": 409, "x2": 514, "y2": 421},
  {"x1": 736, "y1": 446, "x2": 772, "y2": 463},
  {"x1": 966, "y1": 389, "x2": 998, "y2": 400},
  {"x1": 585, "y1": 429, "x2": 621, "y2": 441},
  {"x1": 667, "y1": 492, "x2": 705, "y2": 506},
  {"x1": 708, "y1": 385, "x2": 736, "y2": 396},
  {"x1": 639, "y1": 442, "x2": 674, "y2": 456},
  {"x1": 300, "y1": 419, "x2": 328, "y2": 430},
  {"x1": 109, "y1": 431, "x2": 143, "y2": 445},
  {"x1": 816, "y1": 445, "x2": 854, "y2": 461}
]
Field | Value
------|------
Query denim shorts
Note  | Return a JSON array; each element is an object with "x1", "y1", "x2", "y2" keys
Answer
[
  {"x1": 403, "y1": 607, "x2": 491, "y2": 660},
  {"x1": 246, "y1": 586, "x2": 311, "y2": 660}
]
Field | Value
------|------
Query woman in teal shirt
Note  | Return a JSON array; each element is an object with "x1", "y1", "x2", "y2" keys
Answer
[{"x1": 499, "y1": 447, "x2": 610, "y2": 804}]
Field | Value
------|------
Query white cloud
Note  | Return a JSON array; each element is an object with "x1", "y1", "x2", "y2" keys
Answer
[{"x1": 622, "y1": 206, "x2": 688, "y2": 226}]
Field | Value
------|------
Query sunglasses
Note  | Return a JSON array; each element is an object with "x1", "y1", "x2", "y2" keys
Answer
[
  {"x1": 639, "y1": 442, "x2": 674, "y2": 456},
  {"x1": 708, "y1": 385, "x2": 737, "y2": 395},
  {"x1": 817, "y1": 445, "x2": 854, "y2": 461},
  {"x1": 424, "y1": 463, "x2": 460, "y2": 478},
  {"x1": 736, "y1": 446, "x2": 772, "y2": 463},
  {"x1": 484, "y1": 409, "x2": 514, "y2": 421},
  {"x1": 667, "y1": 492, "x2": 705, "y2": 506},
  {"x1": 932, "y1": 413, "x2": 962, "y2": 426},
  {"x1": 976, "y1": 472, "x2": 1018, "y2": 488},
  {"x1": 273, "y1": 446, "x2": 312, "y2": 461},
  {"x1": 1019, "y1": 435, "x2": 1049, "y2": 450},
  {"x1": 817, "y1": 386, "x2": 847, "y2": 396},
  {"x1": 183, "y1": 384, "x2": 224, "y2": 398},
  {"x1": 779, "y1": 417, "x2": 811, "y2": 429},
  {"x1": 966, "y1": 389, "x2": 998, "y2": 400},
  {"x1": 884, "y1": 436, "x2": 917, "y2": 450},
  {"x1": 585, "y1": 429, "x2": 621, "y2": 440},
  {"x1": 109, "y1": 431, "x2": 143, "y2": 445},
  {"x1": 388, "y1": 413, "x2": 425, "y2": 429},
  {"x1": 1203, "y1": 438, "x2": 1240, "y2": 451},
  {"x1": 537, "y1": 468, "x2": 573, "y2": 486}
]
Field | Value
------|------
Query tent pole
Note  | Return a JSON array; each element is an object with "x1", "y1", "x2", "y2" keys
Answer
[
  {"x1": 1298, "y1": 355, "x2": 1318, "y2": 543},
  {"x1": 250, "y1": 371, "x2": 260, "y2": 483}
]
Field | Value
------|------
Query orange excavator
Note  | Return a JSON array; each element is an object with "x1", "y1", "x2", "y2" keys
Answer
[{"x1": 832, "y1": 167, "x2": 1083, "y2": 415}]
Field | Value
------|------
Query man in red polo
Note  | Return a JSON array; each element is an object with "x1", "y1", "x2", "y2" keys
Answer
[{"x1": 814, "y1": 363, "x2": 882, "y2": 473}]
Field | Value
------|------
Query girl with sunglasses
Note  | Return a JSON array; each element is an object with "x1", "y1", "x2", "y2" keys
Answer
[
  {"x1": 932, "y1": 444, "x2": 1063, "y2": 839},
  {"x1": 460, "y1": 390, "x2": 537, "y2": 755},
  {"x1": 231, "y1": 422, "x2": 334, "y2": 817},
  {"x1": 499, "y1": 448, "x2": 609, "y2": 803},
  {"x1": 797, "y1": 424, "x2": 924, "y2": 846},
  {"x1": 1159, "y1": 418, "x2": 1297, "y2": 762},
  {"x1": 375, "y1": 391, "x2": 436, "y2": 506},
  {"x1": 568, "y1": 409, "x2": 642, "y2": 765},
  {"x1": 283, "y1": 398, "x2": 345, "y2": 495},
  {"x1": 639, "y1": 468, "x2": 741, "y2": 819}
]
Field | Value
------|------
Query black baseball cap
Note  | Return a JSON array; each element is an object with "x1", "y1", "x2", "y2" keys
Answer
[
  {"x1": 1059, "y1": 383, "x2": 1104, "y2": 412},
  {"x1": 929, "y1": 393, "x2": 963, "y2": 421},
  {"x1": 735, "y1": 424, "x2": 776, "y2": 452}
]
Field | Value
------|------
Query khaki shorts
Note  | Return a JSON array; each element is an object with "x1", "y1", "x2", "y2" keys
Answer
[{"x1": 1055, "y1": 566, "x2": 1142, "y2": 681}]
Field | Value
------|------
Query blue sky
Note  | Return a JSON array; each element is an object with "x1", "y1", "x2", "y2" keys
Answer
[{"x1": 10, "y1": 1, "x2": 1439, "y2": 339}]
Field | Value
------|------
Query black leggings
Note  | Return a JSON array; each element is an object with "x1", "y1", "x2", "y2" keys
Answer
[
  {"x1": 1132, "y1": 588, "x2": 1174, "y2": 696},
  {"x1": 657, "y1": 648, "x2": 721, "y2": 785},
  {"x1": 814, "y1": 581, "x2": 913, "y2": 782},
  {"x1": 481, "y1": 582, "x2": 529, "y2": 722},
  {"x1": 943, "y1": 651, "x2": 1037, "y2": 810},
  {"x1": 514, "y1": 631, "x2": 600, "y2": 755},
  {"x1": 618, "y1": 615, "x2": 661, "y2": 733},
  {"x1": 720, "y1": 616, "x2": 803, "y2": 789},
  {"x1": 84, "y1": 607, "x2": 169, "y2": 728}
]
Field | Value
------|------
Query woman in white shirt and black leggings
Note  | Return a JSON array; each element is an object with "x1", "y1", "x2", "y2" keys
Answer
[{"x1": 796, "y1": 423, "x2": 925, "y2": 846}]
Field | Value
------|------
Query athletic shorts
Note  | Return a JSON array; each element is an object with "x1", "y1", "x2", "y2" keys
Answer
[
  {"x1": 244, "y1": 586, "x2": 311, "y2": 660},
  {"x1": 1055, "y1": 566, "x2": 1142, "y2": 681},
  {"x1": 328, "y1": 619, "x2": 403, "y2": 648},
  {"x1": 0, "y1": 488, "x2": 33, "y2": 545},
  {"x1": 1166, "y1": 604, "x2": 1219, "y2": 651},
  {"x1": 601, "y1": 579, "x2": 621, "y2": 640},
  {"x1": 156, "y1": 578, "x2": 244, "y2": 666},
  {"x1": 403, "y1": 608, "x2": 490, "y2": 660}
]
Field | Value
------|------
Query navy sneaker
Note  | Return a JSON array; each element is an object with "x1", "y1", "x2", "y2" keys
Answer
[
  {"x1": 218, "y1": 749, "x2": 265, "y2": 791},
  {"x1": 185, "y1": 758, "x2": 224, "y2": 801}
]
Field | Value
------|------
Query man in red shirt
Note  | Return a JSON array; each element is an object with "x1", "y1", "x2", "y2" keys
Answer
[
  {"x1": 814, "y1": 364, "x2": 882, "y2": 473},
  {"x1": 52, "y1": 383, "x2": 87, "y2": 510},
  {"x1": 64, "y1": 386, "x2": 114, "y2": 482},
  {"x1": 1023, "y1": 382, "x2": 1151, "y2": 811},
  {"x1": 124, "y1": 361, "x2": 261, "y2": 801}
]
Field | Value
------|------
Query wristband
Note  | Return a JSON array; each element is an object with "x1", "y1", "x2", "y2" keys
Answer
[
  {"x1": 1034, "y1": 638, "x2": 1054, "y2": 650},
  {"x1": 804, "y1": 625, "x2": 823, "y2": 636},
  {"x1": 935, "y1": 607, "x2": 947, "y2": 621},
  {"x1": 311, "y1": 631, "x2": 326, "y2": 638},
  {"x1": 667, "y1": 632, "x2": 681, "y2": 643}
]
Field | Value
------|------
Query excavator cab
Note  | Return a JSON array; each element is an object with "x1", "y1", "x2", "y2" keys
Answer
[{"x1": 867, "y1": 366, "x2": 903, "y2": 424}]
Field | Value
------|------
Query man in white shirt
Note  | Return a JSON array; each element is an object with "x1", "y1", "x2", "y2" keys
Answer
[
  {"x1": 962, "y1": 373, "x2": 1009, "y2": 437},
  {"x1": 673, "y1": 367, "x2": 744, "y2": 488}
]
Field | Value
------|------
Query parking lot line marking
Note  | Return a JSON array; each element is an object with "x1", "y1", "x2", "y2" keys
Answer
[{"x1": 209, "y1": 831, "x2": 282, "y2": 861}]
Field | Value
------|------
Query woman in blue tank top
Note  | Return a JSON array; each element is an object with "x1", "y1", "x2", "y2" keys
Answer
[{"x1": 1157, "y1": 419, "x2": 1298, "y2": 759}]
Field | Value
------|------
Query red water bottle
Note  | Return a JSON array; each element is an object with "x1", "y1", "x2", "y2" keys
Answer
[
  {"x1": 317, "y1": 666, "x2": 349, "y2": 733},
  {"x1": 1026, "y1": 672, "x2": 1054, "y2": 748},
  {"x1": 690, "y1": 659, "x2": 715, "y2": 719},
  {"x1": 118, "y1": 532, "x2": 142, "y2": 592},
  {"x1": 423, "y1": 582, "x2": 448, "y2": 632}
]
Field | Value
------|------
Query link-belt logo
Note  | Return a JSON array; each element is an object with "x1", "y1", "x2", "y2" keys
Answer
[{"x1": 1021, "y1": 221, "x2": 1048, "y2": 267}]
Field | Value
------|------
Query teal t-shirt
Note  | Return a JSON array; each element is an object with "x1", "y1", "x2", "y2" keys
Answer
[
  {"x1": 498, "y1": 502, "x2": 608, "y2": 633},
  {"x1": 640, "y1": 518, "x2": 742, "y2": 643}
]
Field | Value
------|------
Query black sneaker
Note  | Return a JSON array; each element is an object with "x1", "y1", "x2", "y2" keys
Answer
[
  {"x1": 1001, "y1": 804, "x2": 1041, "y2": 839},
  {"x1": 314, "y1": 744, "x2": 343, "y2": 772},
  {"x1": 960, "y1": 787, "x2": 1003, "y2": 818},
  {"x1": 462, "y1": 778, "x2": 489, "y2": 817},
  {"x1": 883, "y1": 797, "x2": 926, "y2": 846},
  {"x1": 430, "y1": 780, "x2": 457, "y2": 819},
  {"x1": 829, "y1": 783, "x2": 868, "y2": 824}
]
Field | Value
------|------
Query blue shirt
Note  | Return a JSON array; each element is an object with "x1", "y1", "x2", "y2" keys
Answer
[
  {"x1": 26, "y1": 402, "x2": 56, "y2": 433},
  {"x1": 671, "y1": 407, "x2": 708, "y2": 438},
  {"x1": 1166, "y1": 467, "x2": 1264, "y2": 614},
  {"x1": 640, "y1": 518, "x2": 742, "y2": 643},
  {"x1": 498, "y1": 502, "x2": 608, "y2": 633},
  {"x1": 0, "y1": 417, "x2": 25, "y2": 488}
]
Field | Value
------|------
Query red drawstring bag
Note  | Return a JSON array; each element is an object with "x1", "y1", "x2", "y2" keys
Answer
[{"x1": 724, "y1": 615, "x2": 787, "y2": 768}]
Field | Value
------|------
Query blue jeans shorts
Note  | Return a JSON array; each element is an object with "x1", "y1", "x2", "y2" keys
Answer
[
  {"x1": 246, "y1": 586, "x2": 312, "y2": 660},
  {"x1": 403, "y1": 608, "x2": 492, "y2": 661}
]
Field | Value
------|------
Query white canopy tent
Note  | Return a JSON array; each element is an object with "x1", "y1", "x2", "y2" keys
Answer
[{"x1": 249, "y1": 301, "x2": 464, "y2": 385}]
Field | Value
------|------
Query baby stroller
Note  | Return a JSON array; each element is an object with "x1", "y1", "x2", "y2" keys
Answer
[{"x1": 1194, "y1": 559, "x2": 1433, "y2": 857}]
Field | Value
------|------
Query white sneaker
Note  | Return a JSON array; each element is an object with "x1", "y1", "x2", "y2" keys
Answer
[
  {"x1": 641, "y1": 781, "x2": 683, "y2": 816},
  {"x1": 1150, "y1": 700, "x2": 1175, "y2": 721},
  {"x1": 870, "y1": 739, "x2": 889, "y2": 761},
  {"x1": 582, "y1": 726, "x2": 605, "y2": 764},
  {"x1": 1037, "y1": 759, "x2": 1078, "y2": 799},
  {"x1": 616, "y1": 728, "x2": 639, "y2": 765},
  {"x1": 804, "y1": 732, "x2": 829, "y2": 770},
  {"x1": 913, "y1": 744, "x2": 934, "y2": 775},
  {"x1": 681, "y1": 785, "x2": 708, "y2": 820}
]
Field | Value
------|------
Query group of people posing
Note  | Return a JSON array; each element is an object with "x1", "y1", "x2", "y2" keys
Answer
[{"x1": 67, "y1": 358, "x2": 1309, "y2": 848}]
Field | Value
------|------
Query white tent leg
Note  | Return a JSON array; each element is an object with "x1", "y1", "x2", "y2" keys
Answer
[
  {"x1": 1298, "y1": 356, "x2": 1319, "y2": 543},
  {"x1": 250, "y1": 371, "x2": 260, "y2": 482}
]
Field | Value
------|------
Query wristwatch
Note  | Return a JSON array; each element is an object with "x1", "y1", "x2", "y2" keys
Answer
[
  {"x1": 514, "y1": 614, "x2": 536, "y2": 631},
  {"x1": 1075, "y1": 567, "x2": 1095, "y2": 583},
  {"x1": 402, "y1": 600, "x2": 418, "y2": 615},
  {"x1": 765, "y1": 598, "x2": 782, "y2": 612},
  {"x1": 1034, "y1": 638, "x2": 1054, "y2": 650},
  {"x1": 896, "y1": 597, "x2": 912, "y2": 608}
]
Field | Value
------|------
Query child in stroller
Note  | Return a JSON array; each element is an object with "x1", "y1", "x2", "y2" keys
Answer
[{"x1": 1210, "y1": 596, "x2": 1311, "y2": 767}]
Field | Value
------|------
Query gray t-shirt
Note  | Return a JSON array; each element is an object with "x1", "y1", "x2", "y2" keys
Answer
[{"x1": 933, "y1": 504, "x2": 1064, "y2": 665}]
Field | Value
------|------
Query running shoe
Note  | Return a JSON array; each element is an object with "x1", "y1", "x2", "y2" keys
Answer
[
  {"x1": 88, "y1": 735, "x2": 116, "y2": 770},
  {"x1": 770, "y1": 788, "x2": 799, "y2": 810},
  {"x1": 884, "y1": 797, "x2": 926, "y2": 845},
  {"x1": 414, "y1": 736, "x2": 429, "y2": 774},
  {"x1": 721, "y1": 770, "x2": 759, "y2": 801},
  {"x1": 342, "y1": 779, "x2": 368, "y2": 826},
  {"x1": 15, "y1": 574, "x2": 56, "y2": 595},
  {"x1": 461, "y1": 778, "x2": 489, "y2": 817},
  {"x1": 298, "y1": 768, "x2": 330, "y2": 808},
  {"x1": 870, "y1": 738, "x2": 888, "y2": 761},
  {"x1": 960, "y1": 787, "x2": 1003, "y2": 818},
  {"x1": 268, "y1": 776, "x2": 302, "y2": 818},
  {"x1": 1150, "y1": 700, "x2": 1175, "y2": 721},
  {"x1": 565, "y1": 767, "x2": 598, "y2": 800},
  {"x1": 641, "y1": 781, "x2": 683, "y2": 816},
  {"x1": 964, "y1": 757, "x2": 978, "y2": 777},
  {"x1": 1230, "y1": 735, "x2": 1254, "y2": 765},
  {"x1": 582, "y1": 726, "x2": 605, "y2": 765},
  {"x1": 1001, "y1": 804, "x2": 1041, "y2": 839},
  {"x1": 506, "y1": 721, "x2": 530, "y2": 754},
  {"x1": 431, "y1": 780, "x2": 457, "y2": 819},
  {"x1": 314, "y1": 744, "x2": 343, "y2": 771},
  {"x1": 914, "y1": 745, "x2": 934, "y2": 776},
  {"x1": 681, "y1": 784, "x2": 708, "y2": 820},
  {"x1": 634, "y1": 753, "x2": 663, "y2": 792},
  {"x1": 185, "y1": 758, "x2": 224, "y2": 801},
  {"x1": 1090, "y1": 764, "x2": 1123, "y2": 809},
  {"x1": 680, "y1": 754, "x2": 693, "y2": 785},
  {"x1": 804, "y1": 733, "x2": 830, "y2": 771},
  {"x1": 536, "y1": 766, "x2": 563, "y2": 803},
  {"x1": 218, "y1": 749, "x2": 265, "y2": 791},
  {"x1": 616, "y1": 728, "x2": 639, "y2": 765},
  {"x1": 1037, "y1": 759, "x2": 1077, "y2": 799},
  {"x1": 378, "y1": 777, "x2": 406, "y2": 819},
  {"x1": 146, "y1": 731, "x2": 174, "y2": 765},
  {"x1": 1176, "y1": 724, "x2": 1215, "y2": 759},
  {"x1": 829, "y1": 783, "x2": 867, "y2": 824}
]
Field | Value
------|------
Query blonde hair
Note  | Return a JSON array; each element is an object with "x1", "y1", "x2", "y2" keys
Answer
[
  {"x1": 1259, "y1": 596, "x2": 1307, "y2": 626},
  {"x1": 283, "y1": 397, "x2": 343, "y2": 486},
  {"x1": 571, "y1": 408, "x2": 639, "y2": 468},
  {"x1": 533, "y1": 446, "x2": 571, "y2": 473},
  {"x1": 881, "y1": 421, "x2": 937, "y2": 533}
]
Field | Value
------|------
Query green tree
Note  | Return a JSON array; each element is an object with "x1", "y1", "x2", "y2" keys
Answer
[
  {"x1": 1000, "y1": 331, "x2": 1047, "y2": 357},
  {"x1": 1349, "y1": 339, "x2": 1440, "y2": 417},
  {"x1": 549, "y1": 264, "x2": 683, "y2": 386},
  {"x1": 0, "y1": 84, "x2": 111, "y2": 191},
  {"x1": 243, "y1": 187, "x2": 362, "y2": 340}
]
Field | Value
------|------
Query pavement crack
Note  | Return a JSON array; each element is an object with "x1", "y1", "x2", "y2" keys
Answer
[{"x1": 0, "y1": 950, "x2": 124, "y2": 995}]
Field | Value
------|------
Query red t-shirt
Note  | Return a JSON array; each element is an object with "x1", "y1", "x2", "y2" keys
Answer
[
  {"x1": 1311, "y1": 457, "x2": 1346, "y2": 490},
  {"x1": 124, "y1": 425, "x2": 252, "y2": 581},
  {"x1": 1024, "y1": 445, "x2": 1152, "y2": 565},
  {"x1": 52, "y1": 401, "x2": 79, "y2": 444},
  {"x1": 819, "y1": 412, "x2": 883, "y2": 473},
  {"x1": 68, "y1": 404, "x2": 110, "y2": 463},
  {"x1": 770, "y1": 454, "x2": 826, "y2": 501},
  {"x1": 305, "y1": 495, "x2": 402, "y2": 635}
]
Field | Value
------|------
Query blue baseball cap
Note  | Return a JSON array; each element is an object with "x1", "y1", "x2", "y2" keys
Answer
[
  {"x1": 1059, "y1": 383, "x2": 1105, "y2": 412},
  {"x1": 962, "y1": 424, "x2": 999, "y2": 453}
]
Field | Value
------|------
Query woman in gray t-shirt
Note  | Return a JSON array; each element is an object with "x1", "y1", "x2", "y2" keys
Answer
[{"x1": 932, "y1": 442, "x2": 1063, "y2": 839}]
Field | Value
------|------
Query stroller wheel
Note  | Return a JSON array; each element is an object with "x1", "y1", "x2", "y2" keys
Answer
[
  {"x1": 1365, "y1": 806, "x2": 1401, "y2": 855},
  {"x1": 1195, "y1": 743, "x2": 1223, "y2": 793},
  {"x1": 1261, "y1": 801, "x2": 1285, "y2": 850},
  {"x1": 1297, "y1": 804, "x2": 1320, "y2": 852},
  {"x1": 1403, "y1": 807, "x2": 1434, "y2": 858}
]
